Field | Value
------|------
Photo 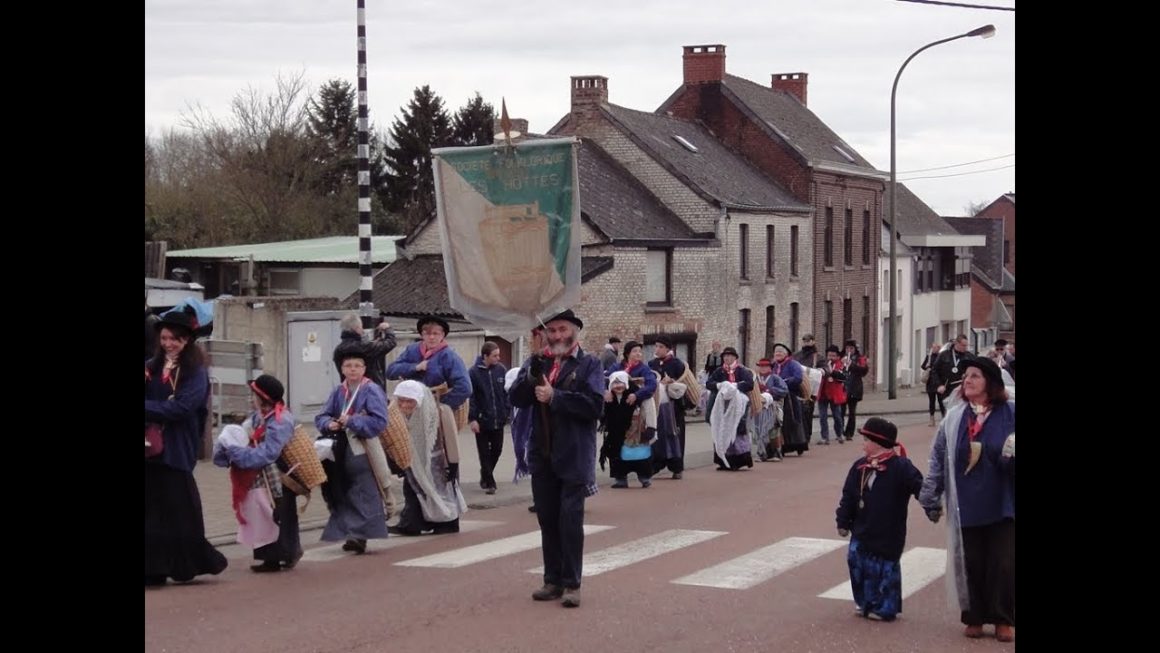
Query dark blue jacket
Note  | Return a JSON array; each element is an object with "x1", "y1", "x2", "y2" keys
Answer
[
  {"x1": 836, "y1": 455, "x2": 924, "y2": 561},
  {"x1": 144, "y1": 363, "x2": 210, "y2": 473},
  {"x1": 386, "y1": 343, "x2": 472, "y2": 409},
  {"x1": 469, "y1": 357, "x2": 510, "y2": 431},
  {"x1": 923, "y1": 401, "x2": 1016, "y2": 528},
  {"x1": 509, "y1": 348, "x2": 604, "y2": 485}
]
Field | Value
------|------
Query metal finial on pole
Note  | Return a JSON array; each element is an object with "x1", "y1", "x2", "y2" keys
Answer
[{"x1": 356, "y1": 0, "x2": 375, "y2": 330}]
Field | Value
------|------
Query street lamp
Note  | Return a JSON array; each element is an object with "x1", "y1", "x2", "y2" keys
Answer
[{"x1": 887, "y1": 24, "x2": 996, "y2": 399}]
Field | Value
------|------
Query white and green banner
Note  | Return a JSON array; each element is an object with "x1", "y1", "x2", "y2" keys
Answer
[{"x1": 432, "y1": 138, "x2": 581, "y2": 332}]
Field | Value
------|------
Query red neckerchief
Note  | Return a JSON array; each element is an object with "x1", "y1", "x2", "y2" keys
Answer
[
  {"x1": 624, "y1": 360, "x2": 642, "y2": 376},
  {"x1": 542, "y1": 344, "x2": 579, "y2": 385},
  {"x1": 858, "y1": 450, "x2": 898, "y2": 472},
  {"x1": 420, "y1": 341, "x2": 449, "y2": 360},
  {"x1": 342, "y1": 378, "x2": 371, "y2": 414},
  {"x1": 967, "y1": 407, "x2": 990, "y2": 442},
  {"x1": 662, "y1": 351, "x2": 674, "y2": 362},
  {"x1": 229, "y1": 409, "x2": 278, "y2": 525},
  {"x1": 724, "y1": 361, "x2": 738, "y2": 383}
]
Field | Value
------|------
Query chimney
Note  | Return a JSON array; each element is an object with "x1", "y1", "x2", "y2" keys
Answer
[
  {"x1": 771, "y1": 72, "x2": 808, "y2": 106},
  {"x1": 683, "y1": 44, "x2": 726, "y2": 84},
  {"x1": 492, "y1": 117, "x2": 529, "y2": 142},
  {"x1": 571, "y1": 75, "x2": 608, "y2": 125}
]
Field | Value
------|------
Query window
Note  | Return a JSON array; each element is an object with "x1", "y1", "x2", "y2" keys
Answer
[
  {"x1": 739, "y1": 309, "x2": 751, "y2": 364},
  {"x1": 843, "y1": 298, "x2": 853, "y2": 343},
  {"x1": 884, "y1": 269, "x2": 890, "y2": 296},
  {"x1": 1004, "y1": 239, "x2": 1011, "y2": 265},
  {"x1": 824, "y1": 207, "x2": 834, "y2": 267},
  {"x1": 862, "y1": 296, "x2": 871, "y2": 350},
  {"x1": 926, "y1": 326, "x2": 937, "y2": 348},
  {"x1": 915, "y1": 255, "x2": 924, "y2": 292},
  {"x1": 646, "y1": 248, "x2": 672, "y2": 305},
  {"x1": 268, "y1": 269, "x2": 301, "y2": 295},
  {"x1": 938, "y1": 249, "x2": 956, "y2": 291},
  {"x1": 862, "y1": 210, "x2": 871, "y2": 265},
  {"x1": 791, "y1": 226, "x2": 800, "y2": 276},
  {"x1": 824, "y1": 300, "x2": 833, "y2": 349},
  {"x1": 790, "y1": 303, "x2": 800, "y2": 347},
  {"x1": 739, "y1": 224, "x2": 749, "y2": 280},
  {"x1": 765, "y1": 306, "x2": 776, "y2": 357},
  {"x1": 766, "y1": 225, "x2": 775, "y2": 279},
  {"x1": 926, "y1": 256, "x2": 934, "y2": 291},
  {"x1": 844, "y1": 208, "x2": 853, "y2": 266}
]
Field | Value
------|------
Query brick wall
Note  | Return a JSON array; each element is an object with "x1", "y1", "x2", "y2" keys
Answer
[{"x1": 811, "y1": 174, "x2": 881, "y2": 385}]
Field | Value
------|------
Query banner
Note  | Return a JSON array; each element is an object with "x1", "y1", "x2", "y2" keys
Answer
[{"x1": 432, "y1": 138, "x2": 581, "y2": 332}]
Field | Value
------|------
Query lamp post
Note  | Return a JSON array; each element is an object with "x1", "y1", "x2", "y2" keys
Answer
[{"x1": 888, "y1": 24, "x2": 995, "y2": 399}]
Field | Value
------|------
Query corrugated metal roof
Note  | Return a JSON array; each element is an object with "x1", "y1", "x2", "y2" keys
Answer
[{"x1": 168, "y1": 236, "x2": 403, "y2": 264}]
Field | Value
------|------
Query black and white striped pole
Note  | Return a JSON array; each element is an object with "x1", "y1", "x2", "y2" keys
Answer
[{"x1": 357, "y1": 0, "x2": 374, "y2": 330}]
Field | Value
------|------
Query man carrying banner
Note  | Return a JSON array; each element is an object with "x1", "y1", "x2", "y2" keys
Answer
[{"x1": 509, "y1": 310, "x2": 603, "y2": 609}]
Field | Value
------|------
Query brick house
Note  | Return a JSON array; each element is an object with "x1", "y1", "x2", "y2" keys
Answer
[
  {"x1": 657, "y1": 44, "x2": 889, "y2": 383},
  {"x1": 548, "y1": 75, "x2": 814, "y2": 366},
  {"x1": 885, "y1": 185, "x2": 984, "y2": 386},
  {"x1": 945, "y1": 206, "x2": 1016, "y2": 346}
]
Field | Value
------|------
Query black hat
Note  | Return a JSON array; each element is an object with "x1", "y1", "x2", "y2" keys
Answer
[
  {"x1": 337, "y1": 349, "x2": 368, "y2": 364},
  {"x1": 654, "y1": 335, "x2": 673, "y2": 349},
  {"x1": 961, "y1": 356, "x2": 1004, "y2": 389},
  {"x1": 721, "y1": 346, "x2": 740, "y2": 359},
  {"x1": 416, "y1": 316, "x2": 451, "y2": 335},
  {"x1": 859, "y1": 417, "x2": 899, "y2": 448},
  {"x1": 608, "y1": 336, "x2": 622, "y2": 344},
  {"x1": 155, "y1": 305, "x2": 200, "y2": 337},
  {"x1": 623, "y1": 340, "x2": 643, "y2": 360},
  {"x1": 545, "y1": 309, "x2": 584, "y2": 329},
  {"x1": 249, "y1": 374, "x2": 285, "y2": 404},
  {"x1": 825, "y1": 345, "x2": 841, "y2": 355},
  {"x1": 772, "y1": 342, "x2": 792, "y2": 355}
]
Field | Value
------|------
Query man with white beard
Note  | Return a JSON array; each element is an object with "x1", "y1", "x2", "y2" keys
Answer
[{"x1": 509, "y1": 310, "x2": 604, "y2": 609}]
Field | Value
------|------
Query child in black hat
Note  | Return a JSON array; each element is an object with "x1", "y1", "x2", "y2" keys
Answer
[{"x1": 834, "y1": 417, "x2": 924, "y2": 621}]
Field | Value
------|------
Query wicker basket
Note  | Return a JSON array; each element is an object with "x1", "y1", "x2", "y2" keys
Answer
[
  {"x1": 429, "y1": 383, "x2": 470, "y2": 431},
  {"x1": 380, "y1": 402, "x2": 414, "y2": 471},
  {"x1": 279, "y1": 424, "x2": 327, "y2": 491},
  {"x1": 748, "y1": 382, "x2": 764, "y2": 417}
]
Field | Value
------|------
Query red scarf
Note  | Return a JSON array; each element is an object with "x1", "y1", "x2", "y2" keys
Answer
[
  {"x1": 542, "y1": 344, "x2": 579, "y2": 385},
  {"x1": 967, "y1": 407, "x2": 990, "y2": 442},
  {"x1": 858, "y1": 450, "x2": 899, "y2": 472},
  {"x1": 420, "y1": 341, "x2": 449, "y2": 360},
  {"x1": 723, "y1": 361, "x2": 738, "y2": 383},
  {"x1": 229, "y1": 409, "x2": 279, "y2": 525}
]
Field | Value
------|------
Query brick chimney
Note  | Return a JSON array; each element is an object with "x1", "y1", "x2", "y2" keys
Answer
[
  {"x1": 571, "y1": 75, "x2": 608, "y2": 125},
  {"x1": 683, "y1": 44, "x2": 726, "y2": 84},
  {"x1": 492, "y1": 117, "x2": 529, "y2": 142},
  {"x1": 771, "y1": 72, "x2": 808, "y2": 106}
]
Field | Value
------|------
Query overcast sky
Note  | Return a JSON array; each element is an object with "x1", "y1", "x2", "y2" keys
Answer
[{"x1": 145, "y1": 0, "x2": 1015, "y2": 217}]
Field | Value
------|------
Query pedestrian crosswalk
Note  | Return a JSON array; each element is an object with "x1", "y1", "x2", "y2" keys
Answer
[
  {"x1": 231, "y1": 520, "x2": 947, "y2": 599},
  {"x1": 816, "y1": 546, "x2": 947, "y2": 602}
]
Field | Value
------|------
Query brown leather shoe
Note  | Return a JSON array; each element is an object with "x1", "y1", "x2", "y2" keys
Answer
[
  {"x1": 532, "y1": 584, "x2": 564, "y2": 601},
  {"x1": 963, "y1": 625, "x2": 985, "y2": 638},
  {"x1": 995, "y1": 625, "x2": 1015, "y2": 642},
  {"x1": 561, "y1": 587, "x2": 581, "y2": 608}
]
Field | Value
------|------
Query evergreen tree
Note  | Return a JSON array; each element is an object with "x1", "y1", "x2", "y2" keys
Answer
[
  {"x1": 382, "y1": 85, "x2": 453, "y2": 234},
  {"x1": 451, "y1": 92, "x2": 496, "y2": 147}
]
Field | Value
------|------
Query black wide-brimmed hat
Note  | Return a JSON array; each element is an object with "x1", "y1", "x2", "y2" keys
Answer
[
  {"x1": 155, "y1": 305, "x2": 200, "y2": 337},
  {"x1": 960, "y1": 356, "x2": 1004, "y2": 389},
  {"x1": 249, "y1": 374, "x2": 285, "y2": 404},
  {"x1": 721, "y1": 347, "x2": 740, "y2": 358},
  {"x1": 545, "y1": 309, "x2": 584, "y2": 329},
  {"x1": 416, "y1": 316, "x2": 451, "y2": 335}
]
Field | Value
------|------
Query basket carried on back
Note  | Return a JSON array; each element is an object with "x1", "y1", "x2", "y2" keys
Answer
[
  {"x1": 429, "y1": 383, "x2": 470, "y2": 431},
  {"x1": 380, "y1": 402, "x2": 414, "y2": 471},
  {"x1": 279, "y1": 424, "x2": 327, "y2": 495}
]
